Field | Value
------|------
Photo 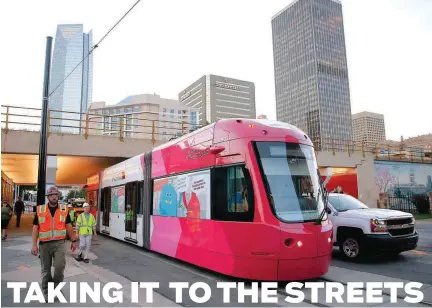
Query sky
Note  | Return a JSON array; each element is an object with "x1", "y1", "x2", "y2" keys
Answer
[{"x1": 0, "y1": 0, "x2": 431, "y2": 141}]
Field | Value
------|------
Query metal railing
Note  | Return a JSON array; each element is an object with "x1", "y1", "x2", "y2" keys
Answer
[
  {"x1": 1, "y1": 104, "x2": 431, "y2": 163},
  {"x1": 1, "y1": 105, "x2": 202, "y2": 144},
  {"x1": 313, "y1": 137, "x2": 432, "y2": 163}
]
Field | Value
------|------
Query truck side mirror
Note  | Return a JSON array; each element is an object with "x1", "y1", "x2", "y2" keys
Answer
[{"x1": 326, "y1": 208, "x2": 332, "y2": 214}]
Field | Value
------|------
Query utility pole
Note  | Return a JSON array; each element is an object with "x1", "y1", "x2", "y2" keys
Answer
[{"x1": 36, "y1": 37, "x2": 53, "y2": 208}]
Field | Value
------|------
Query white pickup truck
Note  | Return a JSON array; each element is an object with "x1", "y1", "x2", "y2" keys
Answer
[{"x1": 325, "y1": 193, "x2": 419, "y2": 260}]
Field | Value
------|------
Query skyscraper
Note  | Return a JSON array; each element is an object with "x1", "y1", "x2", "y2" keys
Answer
[
  {"x1": 49, "y1": 24, "x2": 93, "y2": 134},
  {"x1": 179, "y1": 75, "x2": 256, "y2": 126},
  {"x1": 272, "y1": 0, "x2": 353, "y2": 146},
  {"x1": 352, "y1": 111, "x2": 386, "y2": 144}
]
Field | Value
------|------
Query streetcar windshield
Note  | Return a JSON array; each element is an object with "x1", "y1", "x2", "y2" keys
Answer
[{"x1": 255, "y1": 142, "x2": 325, "y2": 223}]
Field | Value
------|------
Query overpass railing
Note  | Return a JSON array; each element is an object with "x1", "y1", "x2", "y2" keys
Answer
[
  {"x1": 313, "y1": 137, "x2": 432, "y2": 164},
  {"x1": 1, "y1": 105, "x2": 431, "y2": 163},
  {"x1": 1, "y1": 105, "x2": 203, "y2": 144}
]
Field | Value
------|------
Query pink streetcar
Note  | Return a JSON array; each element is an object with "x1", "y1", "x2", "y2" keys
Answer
[{"x1": 90, "y1": 119, "x2": 333, "y2": 281}]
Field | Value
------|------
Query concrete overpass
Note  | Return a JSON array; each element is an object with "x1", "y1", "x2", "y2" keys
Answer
[
  {"x1": 2, "y1": 103, "x2": 431, "y2": 209},
  {"x1": 1, "y1": 153, "x2": 124, "y2": 185},
  {"x1": 317, "y1": 151, "x2": 377, "y2": 208},
  {"x1": 1, "y1": 130, "x2": 164, "y2": 158},
  {"x1": 1, "y1": 126, "x2": 167, "y2": 186},
  {"x1": 2, "y1": 128, "x2": 377, "y2": 206}
]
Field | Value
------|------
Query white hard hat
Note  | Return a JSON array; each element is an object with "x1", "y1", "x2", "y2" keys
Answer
[
  {"x1": 83, "y1": 203, "x2": 90, "y2": 208},
  {"x1": 68, "y1": 204, "x2": 72, "y2": 208}
]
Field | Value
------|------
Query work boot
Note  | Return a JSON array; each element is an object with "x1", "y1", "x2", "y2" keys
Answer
[
  {"x1": 75, "y1": 253, "x2": 83, "y2": 262},
  {"x1": 84, "y1": 259, "x2": 89, "y2": 263}
]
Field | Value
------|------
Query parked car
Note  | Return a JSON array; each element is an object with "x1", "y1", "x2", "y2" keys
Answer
[{"x1": 326, "y1": 193, "x2": 419, "y2": 260}]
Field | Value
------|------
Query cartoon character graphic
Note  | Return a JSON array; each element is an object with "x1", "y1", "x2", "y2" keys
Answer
[
  {"x1": 178, "y1": 176, "x2": 202, "y2": 223},
  {"x1": 159, "y1": 184, "x2": 178, "y2": 217}
]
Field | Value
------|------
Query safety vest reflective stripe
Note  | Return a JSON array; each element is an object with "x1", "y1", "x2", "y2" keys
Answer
[
  {"x1": 77, "y1": 214, "x2": 95, "y2": 235},
  {"x1": 37, "y1": 204, "x2": 68, "y2": 242},
  {"x1": 39, "y1": 231, "x2": 52, "y2": 239},
  {"x1": 54, "y1": 230, "x2": 66, "y2": 237}
]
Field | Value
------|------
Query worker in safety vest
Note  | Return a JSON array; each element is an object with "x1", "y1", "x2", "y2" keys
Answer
[
  {"x1": 31, "y1": 186, "x2": 77, "y2": 302},
  {"x1": 125, "y1": 204, "x2": 134, "y2": 230},
  {"x1": 67, "y1": 204, "x2": 76, "y2": 225},
  {"x1": 75, "y1": 203, "x2": 97, "y2": 263}
]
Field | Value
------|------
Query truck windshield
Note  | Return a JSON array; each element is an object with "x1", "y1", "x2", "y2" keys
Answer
[
  {"x1": 328, "y1": 194, "x2": 368, "y2": 212},
  {"x1": 255, "y1": 142, "x2": 325, "y2": 223}
]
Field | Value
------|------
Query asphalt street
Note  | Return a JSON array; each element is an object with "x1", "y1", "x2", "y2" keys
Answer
[
  {"x1": 89, "y1": 220, "x2": 432, "y2": 305},
  {"x1": 3, "y1": 214, "x2": 432, "y2": 307},
  {"x1": 330, "y1": 220, "x2": 432, "y2": 284}
]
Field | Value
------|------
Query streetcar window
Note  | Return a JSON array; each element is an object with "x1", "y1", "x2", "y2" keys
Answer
[
  {"x1": 212, "y1": 165, "x2": 254, "y2": 222},
  {"x1": 254, "y1": 142, "x2": 325, "y2": 223},
  {"x1": 125, "y1": 182, "x2": 138, "y2": 233},
  {"x1": 111, "y1": 186, "x2": 125, "y2": 213},
  {"x1": 137, "y1": 181, "x2": 144, "y2": 215},
  {"x1": 100, "y1": 192, "x2": 104, "y2": 211},
  {"x1": 102, "y1": 187, "x2": 111, "y2": 227}
]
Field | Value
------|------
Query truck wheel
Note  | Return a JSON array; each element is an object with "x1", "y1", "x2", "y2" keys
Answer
[{"x1": 340, "y1": 236, "x2": 363, "y2": 261}]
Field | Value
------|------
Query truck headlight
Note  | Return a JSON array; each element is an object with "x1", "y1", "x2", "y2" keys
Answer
[{"x1": 370, "y1": 219, "x2": 388, "y2": 233}]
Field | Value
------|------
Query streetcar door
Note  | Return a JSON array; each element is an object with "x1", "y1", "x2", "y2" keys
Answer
[
  {"x1": 124, "y1": 181, "x2": 138, "y2": 243},
  {"x1": 100, "y1": 187, "x2": 111, "y2": 235}
]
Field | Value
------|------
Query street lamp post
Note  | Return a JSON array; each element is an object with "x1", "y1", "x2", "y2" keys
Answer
[{"x1": 36, "y1": 37, "x2": 53, "y2": 208}]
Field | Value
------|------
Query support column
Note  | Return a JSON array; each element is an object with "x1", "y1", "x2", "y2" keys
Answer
[
  {"x1": 14, "y1": 185, "x2": 19, "y2": 202},
  {"x1": 45, "y1": 155, "x2": 58, "y2": 204},
  {"x1": 356, "y1": 156, "x2": 378, "y2": 208}
]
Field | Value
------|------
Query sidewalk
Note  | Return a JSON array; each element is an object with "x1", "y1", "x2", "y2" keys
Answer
[{"x1": 1, "y1": 215, "x2": 177, "y2": 307}]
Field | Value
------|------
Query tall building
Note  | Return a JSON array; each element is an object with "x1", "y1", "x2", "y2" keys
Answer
[
  {"x1": 87, "y1": 94, "x2": 199, "y2": 141},
  {"x1": 49, "y1": 24, "x2": 93, "y2": 134},
  {"x1": 178, "y1": 75, "x2": 256, "y2": 126},
  {"x1": 272, "y1": 0, "x2": 353, "y2": 146},
  {"x1": 352, "y1": 111, "x2": 386, "y2": 144}
]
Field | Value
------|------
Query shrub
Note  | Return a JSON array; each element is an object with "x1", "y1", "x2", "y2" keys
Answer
[{"x1": 413, "y1": 194, "x2": 430, "y2": 214}]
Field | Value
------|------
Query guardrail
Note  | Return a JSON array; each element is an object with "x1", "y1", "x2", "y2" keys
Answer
[
  {"x1": 1, "y1": 105, "x2": 202, "y2": 144},
  {"x1": 2, "y1": 105, "x2": 431, "y2": 163}
]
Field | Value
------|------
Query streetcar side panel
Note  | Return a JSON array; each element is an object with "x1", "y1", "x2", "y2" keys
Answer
[
  {"x1": 99, "y1": 154, "x2": 145, "y2": 247},
  {"x1": 148, "y1": 125, "x2": 281, "y2": 280}
]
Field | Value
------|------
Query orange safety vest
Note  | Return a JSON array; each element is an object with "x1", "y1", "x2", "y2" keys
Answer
[{"x1": 37, "y1": 203, "x2": 68, "y2": 242}]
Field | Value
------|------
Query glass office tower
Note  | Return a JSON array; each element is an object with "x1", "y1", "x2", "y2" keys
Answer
[
  {"x1": 272, "y1": 0, "x2": 353, "y2": 147},
  {"x1": 49, "y1": 24, "x2": 93, "y2": 134}
]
